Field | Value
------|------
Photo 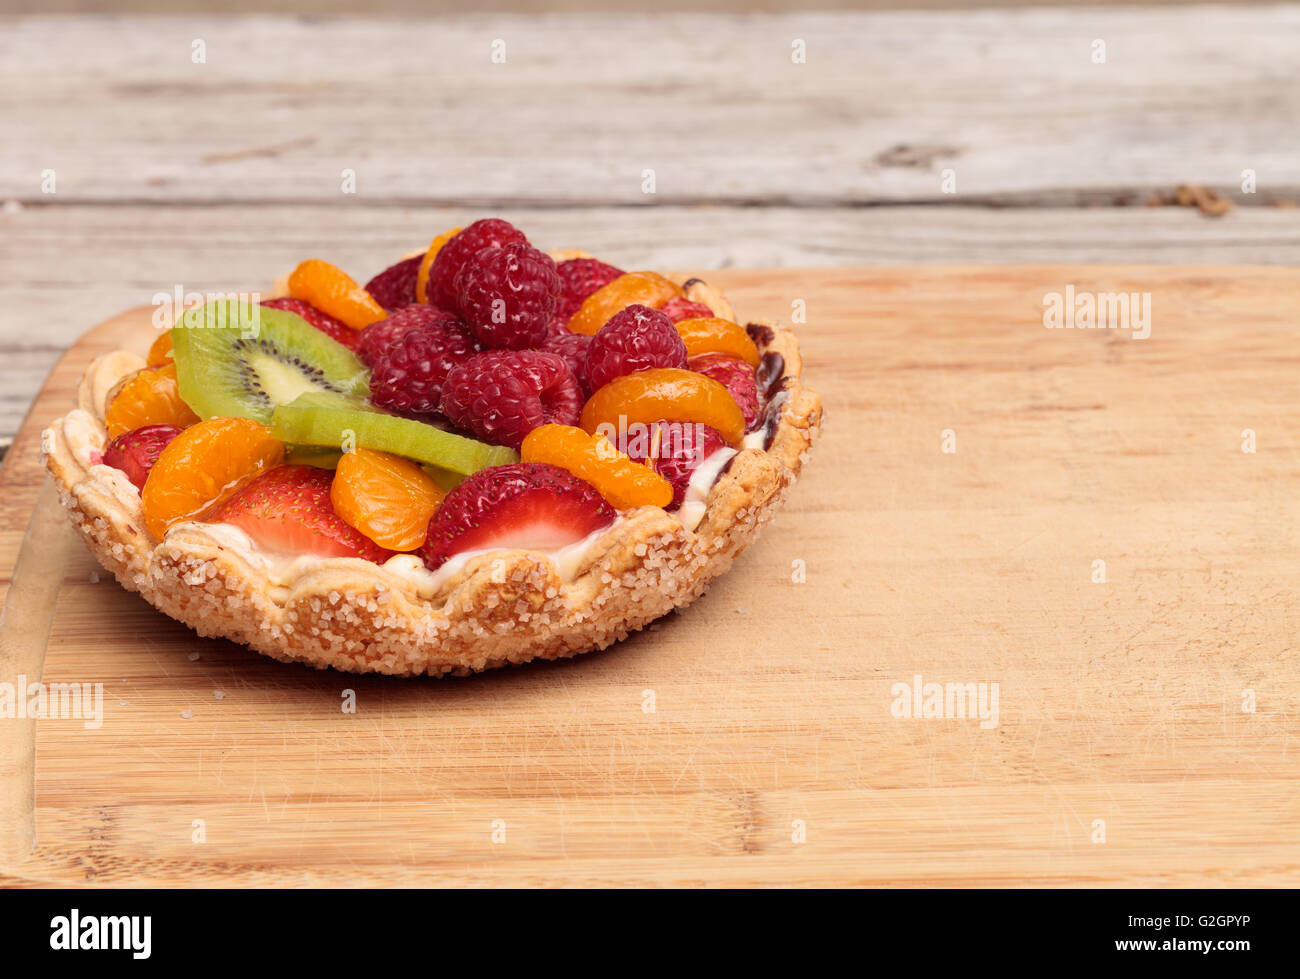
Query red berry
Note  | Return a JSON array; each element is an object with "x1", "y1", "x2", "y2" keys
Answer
[
  {"x1": 261, "y1": 297, "x2": 359, "y2": 351},
  {"x1": 455, "y1": 242, "x2": 560, "y2": 349},
  {"x1": 364, "y1": 254, "x2": 423, "y2": 311},
  {"x1": 427, "y1": 218, "x2": 528, "y2": 314},
  {"x1": 555, "y1": 257, "x2": 624, "y2": 323},
  {"x1": 103, "y1": 424, "x2": 183, "y2": 490},
  {"x1": 368, "y1": 313, "x2": 480, "y2": 419},
  {"x1": 660, "y1": 297, "x2": 714, "y2": 323},
  {"x1": 357, "y1": 303, "x2": 462, "y2": 368},
  {"x1": 440, "y1": 350, "x2": 583, "y2": 450},
  {"x1": 689, "y1": 353, "x2": 761, "y2": 431},
  {"x1": 624, "y1": 420, "x2": 727, "y2": 509},
  {"x1": 419, "y1": 462, "x2": 615, "y2": 570},
  {"x1": 585, "y1": 304, "x2": 687, "y2": 391},
  {"x1": 538, "y1": 329, "x2": 593, "y2": 395},
  {"x1": 211, "y1": 465, "x2": 394, "y2": 562}
]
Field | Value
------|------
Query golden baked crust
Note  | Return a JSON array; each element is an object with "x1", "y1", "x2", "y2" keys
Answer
[{"x1": 41, "y1": 291, "x2": 822, "y2": 676}]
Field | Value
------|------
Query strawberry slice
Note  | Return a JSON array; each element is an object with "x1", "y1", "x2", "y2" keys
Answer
[
  {"x1": 103, "y1": 424, "x2": 183, "y2": 490},
  {"x1": 419, "y1": 462, "x2": 615, "y2": 570},
  {"x1": 211, "y1": 465, "x2": 394, "y2": 562},
  {"x1": 660, "y1": 297, "x2": 714, "y2": 323},
  {"x1": 261, "y1": 297, "x2": 361, "y2": 351}
]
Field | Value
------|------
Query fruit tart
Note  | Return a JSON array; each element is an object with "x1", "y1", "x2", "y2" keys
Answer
[{"x1": 41, "y1": 219, "x2": 823, "y2": 676}]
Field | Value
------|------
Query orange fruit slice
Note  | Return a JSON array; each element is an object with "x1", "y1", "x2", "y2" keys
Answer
[
  {"x1": 566, "y1": 272, "x2": 684, "y2": 336},
  {"x1": 146, "y1": 330, "x2": 174, "y2": 366},
  {"x1": 330, "y1": 449, "x2": 445, "y2": 551},
  {"x1": 141, "y1": 417, "x2": 285, "y2": 539},
  {"x1": 414, "y1": 227, "x2": 463, "y2": 305},
  {"x1": 674, "y1": 317, "x2": 760, "y2": 367},
  {"x1": 104, "y1": 363, "x2": 200, "y2": 439},
  {"x1": 580, "y1": 367, "x2": 746, "y2": 447},
  {"x1": 287, "y1": 259, "x2": 388, "y2": 330},
  {"x1": 521, "y1": 424, "x2": 672, "y2": 510}
]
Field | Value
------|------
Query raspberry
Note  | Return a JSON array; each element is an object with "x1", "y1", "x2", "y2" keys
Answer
[
  {"x1": 455, "y1": 242, "x2": 560, "y2": 350},
  {"x1": 427, "y1": 218, "x2": 528, "y2": 314},
  {"x1": 689, "y1": 353, "x2": 761, "y2": 431},
  {"x1": 585, "y1": 304, "x2": 687, "y2": 391},
  {"x1": 624, "y1": 420, "x2": 727, "y2": 509},
  {"x1": 368, "y1": 313, "x2": 480, "y2": 419},
  {"x1": 555, "y1": 258, "x2": 624, "y2": 323},
  {"x1": 261, "y1": 297, "x2": 359, "y2": 350},
  {"x1": 539, "y1": 329, "x2": 593, "y2": 395},
  {"x1": 357, "y1": 303, "x2": 459, "y2": 368},
  {"x1": 440, "y1": 350, "x2": 583, "y2": 450},
  {"x1": 661, "y1": 297, "x2": 714, "y2": 323},
  {"x1": 364, "y1": 255, "x2": 423, "y2": 311}
]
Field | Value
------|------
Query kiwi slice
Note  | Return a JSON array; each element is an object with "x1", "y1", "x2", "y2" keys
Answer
[
  {"x1": 270, "y1": 395, "x2": 518, "y2": 476},
  {"x1": 171, "y1": 298, "x2": 369, "y2": 424}
]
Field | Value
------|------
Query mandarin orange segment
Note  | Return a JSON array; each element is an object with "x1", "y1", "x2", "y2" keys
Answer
[
  {"x1": 287, "y1": 259, "x2": 388, "y2": 330},
  {"x1": 104, "y1": 363, "x2": 201, "y2": 439},
  {"x1": 330, "y1": 448, "x2": 445, "y2": 551},
  {"x1": 565, "y1": 271, "x2": 684, "y2": 336},
  {"x1": 141, "y1": 417, "x2": 285, "y2": 539},
  {"x1": 414, "y1": 227, "x2": 463, "y2": 304},
  {"x1": 674, "y1": 317, "x2": 760, "y2": 367},
  {"x1": 146, "y1": 330, "x2": 174, "y2": 367},
  {"x1": 579, "y1": 367, "x2": 746, "y2": 447},
  {"x1": 521, "y1": 424, "x2": 672, "y2": 510}
]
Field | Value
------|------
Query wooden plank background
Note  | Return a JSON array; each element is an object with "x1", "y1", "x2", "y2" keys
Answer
[
  {"x1": 1, "y1": 7, "x2": 1298, "y2": 439},
  {"x1": 2, "y1": 265, "x2": 1298, "y2": 886}
]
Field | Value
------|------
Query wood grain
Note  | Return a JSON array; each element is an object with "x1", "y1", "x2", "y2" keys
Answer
[
  {"x1": 2, "y1": 10, "x2": 1297, "y2": 205},
  {"x1": 4, "y1": 202, "x2": 1299, "y2": 437},
  {"x1": 1, "y1": 265, "x2": 1297, "y2": 886}
]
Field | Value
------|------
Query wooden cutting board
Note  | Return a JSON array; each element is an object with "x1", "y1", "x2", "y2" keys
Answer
[{"x1": 1, "y1": 266, "x2": 1297, "y2": 887}]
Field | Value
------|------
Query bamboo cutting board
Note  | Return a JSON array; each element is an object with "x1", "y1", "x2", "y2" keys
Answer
[{"x1": 1, "y1": 266, "x2": 1297, "y2": 887}]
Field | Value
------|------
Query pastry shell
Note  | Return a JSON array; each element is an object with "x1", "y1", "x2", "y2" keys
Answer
[{"x1": 41, "y1": 298, "x2": 822, "y2": 676}]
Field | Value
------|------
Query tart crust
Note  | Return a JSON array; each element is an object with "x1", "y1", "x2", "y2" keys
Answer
[{"x1": 41, "y1": 298, "x2": 822, "y2": 676}]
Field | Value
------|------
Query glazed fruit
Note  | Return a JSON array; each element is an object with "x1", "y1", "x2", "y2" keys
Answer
[
  {"x1": 269, "y1": 395, "x2": 517, "y2": 475},
  {"x1": 356, "y1": 303, "x2": 452, "y2": 368},
  {"x1": 565, "y1": 271, "x2": 684, "y2": 336},
  {"x1": 364, "y1": 254, "x2": 423, "y2": 311},
  {"x1": 171, "y1": 299, "x2": 370, "y2": 424},
  {"x1": 674, "y1": 316, "x2": 760, "y2": 366},
  {"x1": 367, "y1": 311, "x2": 480, "y2": 418},
  {"x1": 427, "y1": 219, "x2": 528, "y2": 314},
  {"x1": 521, "y1": 424, "x2": 672, "y2": 510},
  {"x1": 261, "y1": 297, "x2": 360, "y2": 351},
  {"x1": 689, "y1": 353, "x2": 761, "y2": 431},
  {"x1": 146, "y1": 331, "x2": 174, "y2": 366},
  {"x1": 331, "y1": 448, "x2": 445, "y2": 551},
  {"x1": 538, "y1": 329, "x2": 593, "y2": 394},
  {"x1": 287, "y1": 259, "x2": 388, "y2": 330},
  {"x1": 624, "y1": 420, "x2": 728, "y2": 508},
  {"x1": 660, "y1": 297, "x2": 714, "y2": 323},
  {"x1": 585, "y1": 304, "x2": 688, "y2": 390},
  {"x1": 440, "y1": 350, "x2": 584, "y2": 450},
  {"x1": 104, "y1": 363, "x2": 201, "y2": 439},
  {"x1": 580, "y1": 367, "x2": 746, "y2": 447},
  {"x1": 555, "y1": 258, "x2": 624, "y2": 323},
  {"x1": 141, "y1": 416, "x2": 285, "y2": 539},
  {"x1": 414, "y1": 227, "x2": 463, "y2": 304},
  {"x1": 419, "y1": 462, "x2": 616, "y2": 570},
  {"x1": 102, "y1": 424, "x2": 183, "y2": 490},
  {"x1": 454, "y1": 242, "x2": 560, "y2": 349},
  {"x1": 212, "y1": 465, "x2": 393, "y2": 562}
]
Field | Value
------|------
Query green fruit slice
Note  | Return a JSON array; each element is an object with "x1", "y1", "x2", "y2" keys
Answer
[
  {"x1": 270, "y1": 396, "x2": 518, "y2": 476},
  {"x1": 171, "y1": 298, "x2": 369, "y2": 424}
]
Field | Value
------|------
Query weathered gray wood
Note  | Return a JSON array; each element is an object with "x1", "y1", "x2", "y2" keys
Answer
[
  {"x1": 1, "y1": 9, "x2": 1297, "y2": 204},
  {"x1": 3, "y1": 200, "x2": 1298, "y2": 437}
]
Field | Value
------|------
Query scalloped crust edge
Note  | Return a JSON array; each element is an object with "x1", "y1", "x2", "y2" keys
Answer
[{"x1": 41, "y1": 315, "x2": 821, "y2": 677}]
